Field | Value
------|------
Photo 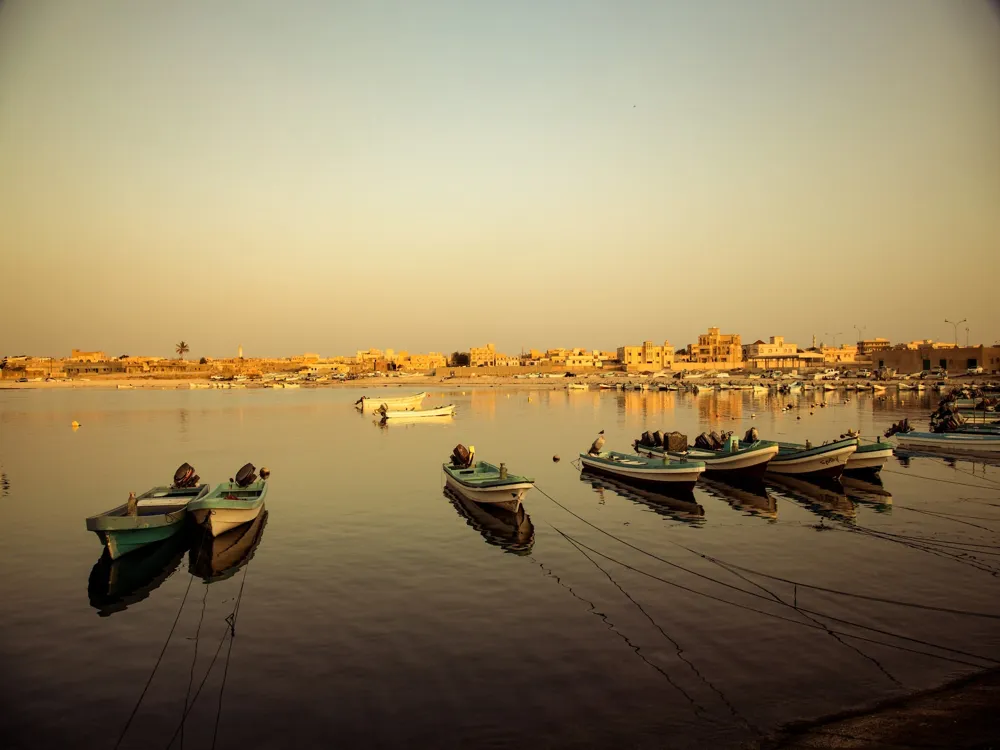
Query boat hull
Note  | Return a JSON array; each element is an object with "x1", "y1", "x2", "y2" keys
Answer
[
  {"x1": 638, "y1": 442, "x2": 778, "y2": 478},
  {"x1": 92, "y1": 520, "x2": 184, "y2": 560},
  {"x1": 844, "y1": 445, "x2": 894, "y2": 474},
  {"x1": 190, "y1": 502, "x2": 265, "y2": 537},
  {"x1": 444, "y1": 474, "x2": 532, "y2": 512},
  {"x1": 767, "y1": 440, "x2": 857, "y2": 479},
  {"x1": 894, "y1": 432, "x2": 1000, "y2": 456},
  {"x1": 357, "y1": 392, "x2": 427, "y2": 412},
  {"x1": 382, "y1": 404, "x2": 455, "y2": 420},
  {"x1": 579, "y1": 454, "x2": 705, "y2": 491}
]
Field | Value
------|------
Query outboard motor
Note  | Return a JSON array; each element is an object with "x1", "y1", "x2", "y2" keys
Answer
[
  {"x1": 694, "y1": 432, "x2": 713, "y2": 450},
  {"x1": 652, "y1": 430, "x2": 664, "y2": 447},
  {"x1": 666, "y1": 431, "x2": 688, "y2": 452},
  {"x1": 744, "y1": 427, "x2": 759, "y2": 443},
  {"x1": 641, "y1": 431, "x2": 654, "y2": 447},
  {"x1": 451, "y1": 444, "x2": 472, "y2": 468},
  {"x1": 234, "y1": 463, "x2": 257, "y2": 488},
  {"x1": 173, "y1": 463, "x2": 199, "y2": 488}
]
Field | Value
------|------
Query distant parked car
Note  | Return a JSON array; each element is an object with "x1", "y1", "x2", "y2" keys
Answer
[
  {"x1": 856, "y1": 369, "x2": 871, "y2": 378},
  {"x1": 17, "y1": 377, "x2": 28, "y2": 382},
  {"x1": 968, "y1": 366, "x2": 984, "y2": 375}
]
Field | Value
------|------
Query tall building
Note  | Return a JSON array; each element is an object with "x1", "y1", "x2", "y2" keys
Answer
[
  {"x1": 690, "y1": 327, "x2": 742, "y2": 366},
  {"x1": 616, "y1": 340, "x2": 674, "y2": 371},
  {"x1": 856, "y1": 338, "x2": 890, "y2": 355},
  {"x1": 470, "y1": 343, "x2": 497, "y2": 367}
]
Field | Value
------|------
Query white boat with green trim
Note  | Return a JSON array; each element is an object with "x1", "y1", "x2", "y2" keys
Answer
[
  {"x1": 355, "y1": 392, "x2": 427, "y2": 412},
  {"x1": 766, "y1": 438, "x2": 858, "y2": 479},
  {"x1": 443, "y1": 460, "x2": 534, "y2": 512},
  {"x1": 380, "y1": 403, "x2": 455, "y2": 421},
  {"x1": 579, "y1": 451, "x2": 705, "y2": 491},
  {"x1": 188, "y1": 464, "x2": 269, "y2": 537}
]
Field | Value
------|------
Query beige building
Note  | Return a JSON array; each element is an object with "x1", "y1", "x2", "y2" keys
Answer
[
  {"x1": 396, "y1": 352, "x2": 448, "y2": 371},
  {"x1": 742, "y1": 336, "x2": 820, "y2": 369},
  {"x1": 876, "y1": 344, "x2": 999, "y2": 373},
  {"x1": 821, "y1": 345, "x2": 859, "y2": 364},
  {"x1": 856, "y1": 338, "x2": 891, "y2": 355},
  {"x1": 470, "y1": 343, "x2": 497, "y2": 367},
  {"x1": 70, "y1": 349, "x2": 106, "y2": 362},
  {"x1": 690, "y1": 328, "x2": 742, "y2": 367},
  {"x1": 617, "y1": 341, "x2": 674, "y2": 372}
]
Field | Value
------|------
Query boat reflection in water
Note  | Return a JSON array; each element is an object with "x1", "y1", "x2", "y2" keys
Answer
[
  {"x1": 579, "y1": 470, "x2": 705, "y2": 523},
  {"x1": 189, "y1": 510, "x2": 269, "y2": 583},
  {"x1": 445, "y1": 486, "x2": 534, "y2": 555},
  {"x1": 841, "y1": 475, "x2": 893, "y2": 513},
  {"x1": 87, "y1": 533, "x2": 189, "y2": 617},
  {"x1": 699, "y1": 477, "x2": 777, "y2": 520},
  {"x1": 766, "y1": 476, "x2": 856, "y2": 522}
]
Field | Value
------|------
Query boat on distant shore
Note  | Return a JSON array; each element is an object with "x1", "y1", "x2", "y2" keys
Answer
[
  {"x1": 892, "y1": 431, "x2": 1000, "y2": 456},
  {"x1": 187, "y1": 464, "x2": 269, "y2": 537},
  {"x1": 355, "y1": 392, "x2": 427, "y2": 412},
  {"x1": 380, "y1": 403, "x2": 455, "y2": 421},
  {"x1": 443, "y1": 446, "x2": 534, "y2": 512},
  {"x1": 579, "y1": 450, "x2": 705, "y2": 492},
  {"x1": 567, "y1": 382, "x2": 588, "y2": 391},
  {"x1": 766, "y1": 438, "x2": 858, "y2": 479}
]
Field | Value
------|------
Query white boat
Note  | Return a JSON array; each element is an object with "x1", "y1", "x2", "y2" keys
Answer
[
  {"x1": 750, "y1": 384, "x2": 769, "y2": 393},
  {"x1": 355, "y1": 391, "x2": 427, "y2": 411},
  {"x1": 380, "y1": 404, "x2": 456, "y2": 420},
  {"x1": 635, "y1": 439, "x2": 779, "y2": 479},
  {"x1": 845, "y1": 441, "x2": 895, "y2": 474},
  {"x1": 443, "y1": 461, "x2": 534, "y2": 512},
  {"x1": 579, "y1": 451, "x2": 706, "y2": 491},
  {"x1": 567, "y1": 383, "x2": 588, "y2": 391},
  {"x1": 766, "y1": 438, "x2": 858, "y2": 479},
  {"x1": 822, "y1": 383, "x2": 837, "y2": 392},
  {"x1": 283, "y1": 382, "x2": 300, "y2": 389},
  {"x1": 894, "y1": 431, "x2": 1000, "y2": 456},
  {"x1": 188, "y1": 382, "x2": 211, "y2": 389}
]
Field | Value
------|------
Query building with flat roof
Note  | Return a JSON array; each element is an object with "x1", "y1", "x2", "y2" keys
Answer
[
  {"x1": 856, "y1": 338, "x2": 890, "y2": 355},
  {"x1": 689, "y1": 327, "x2": 742, "y2": 367},
  {"x1": 616, "y1": 341, "x2": 674, "y2": 372}
]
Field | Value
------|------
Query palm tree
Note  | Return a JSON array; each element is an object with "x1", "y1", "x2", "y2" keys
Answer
[{"x1": 175, "y1": 341, "x2": 190, "y2": 360}]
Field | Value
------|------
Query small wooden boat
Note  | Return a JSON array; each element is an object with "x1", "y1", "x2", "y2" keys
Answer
[
  {"x1": 85, "y1": 483, "x2": 209, "y2": 560},
  {"x1": 844, "y1": 440, "x2": 894, "y2": 474},
  {"x1": 443, "y1": 459, "x2": 534, "y2": 512},
  {"x1": 579, "y1": 451, "x2": 705, "y2": 491},
  {"x1": 355, "y1": 391, "x2": 427, "y2": 412},
  {"x1": 766, "y1": 438, "x2": 858, "y2": 479},
  {"x1": 893, "y1": 431, "x2": 1000, "y2": 456},
  {"x1": 380, "y1": 403, "x2": 456, "y2": 421},
  {"x1": 567, "y1": 382, "x2": 589, "y2": 391},
  {"x1": 635, "y1": 439, "x2": 779, "y2": 478},
  {"x1": 187, "y1": 464, "x2": 268, "y2": 537}
]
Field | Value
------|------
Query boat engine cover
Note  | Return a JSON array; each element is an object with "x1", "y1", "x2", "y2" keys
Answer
[
  {"x1": 173, "y1": 463, "x2": 199, "y2": 488},
  {"x1": 234, "y1": 463, "x2": 257, "y2": 488},
  {"x1": 451, "y1": 444, "x2": 472, "y2": 468}
]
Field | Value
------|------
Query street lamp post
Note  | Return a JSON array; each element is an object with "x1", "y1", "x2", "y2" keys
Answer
[
  {"x1": 854, "y1": 325, "x2": 866, "y2": 347},
  {"x1": 965, "y1": 326, "x2": 970, "y2": 348},
  {"x1": 945, "y1": 318, "x2": 966, "y2": 347},
  {"x1": 825, "y1": 332, "x2": 843, "y2": 348}
]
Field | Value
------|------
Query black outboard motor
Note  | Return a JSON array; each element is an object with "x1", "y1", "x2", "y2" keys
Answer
[
  {"x1": 451, "y1": 444, "x2": 472, "y2": 468},
  {"x1": 173, "y1": 463, "x2": 199, "y2": 488},
  {"x1": 744, "y1": 427, "x2": 759, "y2": 443},
  {"x1": 641, "y1": 431, "x2": 654, "y2": 447},
  {"x1": 694, "y1": 432, "x2": 713, "y2": 450},
  {"x1": 234, "y1": 463, "x2": 257, "y2": 488},
  {"x1": 652, "y1": 430, "x2": 664, "y2": 447}
]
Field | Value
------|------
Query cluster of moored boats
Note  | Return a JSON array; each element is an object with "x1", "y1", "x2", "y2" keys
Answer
[
  {"x1": 886, "y1": 392, "x2": 1000, "y2": 456},
  {"x1": 85, "y1": 462, "x2": 269, "y2": 561}
]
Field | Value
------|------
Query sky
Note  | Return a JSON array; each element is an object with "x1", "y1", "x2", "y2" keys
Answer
[{"x1": 1, "y1": 0, "x2": 998, "y2": 359}]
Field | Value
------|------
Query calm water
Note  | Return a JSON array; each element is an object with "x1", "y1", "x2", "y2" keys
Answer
[{"x1": 1, "y1": 386, "x2": 999, "y2": 749}]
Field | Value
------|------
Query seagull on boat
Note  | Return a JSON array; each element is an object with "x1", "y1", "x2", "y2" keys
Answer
[{"x1": 589, "y1": 430, "x2": 606, "y2": 455}]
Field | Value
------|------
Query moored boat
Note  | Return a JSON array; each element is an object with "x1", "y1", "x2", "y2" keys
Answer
[
  {"x1": 579, "y1": 450, "x2": 705, "y2": 492},
  {"x1": 443, "y1": 444, "x2": 534, "y2": 512},
  {"x1": 766, "y1": 438, "x2": 857, "y2": 479},
  {"x1": 635, "y1": 436, "x2": 778, "y2": 478},
  {"x1": 189, "y1": 510, "x2": 268, "y2": 582},
  {"x1": 85, "y1": 467, "x2": 209, "y2": 560},
  {"x1": 355, "y1": 391, "x2": 427, "y2": 412},
  {"x1": 567, "y1": 382, "x2": 588, "y2": 391},
  {"x1": 844, "y1": 440, "x2": 894, "y2": 474},
  {"x1": 892, "y1": 430, "x2": 1000, "y2": 456},
  {"x1": 187, "y1": 463, "x2": 269, "y2": 537},
  {"x1": 380, "y1": 403, "x2": 456, "y2": 421}
]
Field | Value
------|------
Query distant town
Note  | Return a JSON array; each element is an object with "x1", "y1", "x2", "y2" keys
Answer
[{"x1": 2, "y1": 326, "x2": 998, "y2": 382}]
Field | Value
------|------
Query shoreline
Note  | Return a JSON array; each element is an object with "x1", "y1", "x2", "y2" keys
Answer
[{"x1": 752, "y1": 667, "x2": 1000, "y2": 749}]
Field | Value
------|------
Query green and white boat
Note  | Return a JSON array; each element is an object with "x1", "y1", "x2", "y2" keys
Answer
[
  {"x1": 85, "y1": 483, "x2": 210, "y2": 560},
  {"x1": 187, "y1": 463, "x2": 269, "y2": 537},
  {"x1": 443, "y1": 454, "x2": 534, "y2": 513},
  {"x1": 579, "y1": 451, "x2": 706, "y2": 492}
]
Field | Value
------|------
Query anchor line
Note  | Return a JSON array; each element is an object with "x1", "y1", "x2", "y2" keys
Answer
[
  {"x1": 181, "y1": 585, "x2": 209, "y2": 750},
  {"x1": 213, "y1": 561, "x2": 251, "y2": 750},
  {"x1": 554, "y1": 527, "x2": 998, "y2": 670},
  {"x1": 539, "y1": 483, "x2": 1000, "y2": 619},
  {"x1": 535, "y1": 485, "x2": 1000, "y2": 665}
]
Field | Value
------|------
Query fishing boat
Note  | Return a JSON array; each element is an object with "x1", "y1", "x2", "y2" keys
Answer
[
  {"x1": 567, "y1": 383, "x2": 588, "y2": 391},
  {"x1": 892, "y1": 431, "x2": 1000, "y2": 456},
  {"x1": 380, "y1": 403, "x2": 456, "y2": 421},
  {"x1": 579, "y1": 451, "x2": 705, "y2": 492},
  {"x1": 445, "y1": 487, "x2": 535, "y2": 555},
  {"x1": 443, "y1": 445, "x2": 533, "y2": 511},
  {"x1": 765, "y1": 438, "x2": 858, "y2": 479},
  {"x1": 189, "y1": 510, "x2": 268, "y2": 582},
  {"x1": 354, "y1": 391, "x2": 427, "y2": 412},
  {"x1": 187, "y1": 463, "x2": 269, "y2": 537},
  {"x1": 85, "y1": 467, "x2": 210, "y2": 560},
  {"x1": 634, "y1": 436, "x2": 779, "y2": 478},
  {"x1": 844, "y1": 440, "x2": 895, "y2": 474}
]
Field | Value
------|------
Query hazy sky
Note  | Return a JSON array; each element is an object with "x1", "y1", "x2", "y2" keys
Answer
[{"x1": 1, "y1": 1, "x2": 998, "y2": 359}]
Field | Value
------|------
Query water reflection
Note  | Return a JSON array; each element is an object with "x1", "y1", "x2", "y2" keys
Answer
[
  {"x1": 766, "y1": 476, "x2": 856, "y2": 522},
  {"x1": 445, "y1": 487, "x2": 534, "y2": 555},
  {"x1": 0, "y1": 469, "x2": 9, "y2": 497},
  {"x1": 188, "y1": 511, "x2": 269, "y2": 582},
  {"x1": 376, "y1": 414, "x2": 455, "y2": 429},
  {"x1": 87, "y1": 533, "x2": 188, "y2": 617},
  {"x1": 579, "y1": 470, "x2": 705, "y2": 523},
  {"x1": 842, "y1": 476, "x2": 893, "y2": 513},
  {"x1": 700, "y1": 477, "x2": 777, "y2": 520}
]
